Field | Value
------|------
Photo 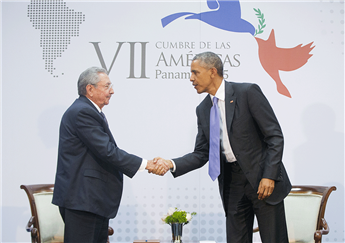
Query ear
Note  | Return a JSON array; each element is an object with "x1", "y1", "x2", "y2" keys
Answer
[
  {"x1": 210, "y1": 67, "x2": 218, "y2": 78},
  {"x1": 86, "y1": 84, "x2": 94, "y2": 97}
]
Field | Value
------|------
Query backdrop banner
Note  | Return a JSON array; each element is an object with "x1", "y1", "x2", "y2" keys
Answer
[{"x1": 1, "y1": 0, "x2": 344, "y2": 242}]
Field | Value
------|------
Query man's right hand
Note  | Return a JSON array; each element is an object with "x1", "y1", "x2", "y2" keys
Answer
[
  {"x1": 154, "y1": 157, "x2": 173, "y2": 171},
  {"x1": 146, "y1": 158, "x2": 171, "y2": 176}
]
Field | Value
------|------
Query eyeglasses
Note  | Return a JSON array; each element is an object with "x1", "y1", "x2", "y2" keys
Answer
[{"x1": 92, "y1": 83, "x2": 113, "y2": 91}]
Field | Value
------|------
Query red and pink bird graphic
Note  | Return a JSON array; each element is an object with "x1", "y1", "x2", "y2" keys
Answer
[{"x1": 161, "y1": 0, "x2": 315, "y2": 98}]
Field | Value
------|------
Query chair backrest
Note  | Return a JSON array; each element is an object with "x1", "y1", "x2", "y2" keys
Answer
[
  {"x1": 284, "y1": 185, "x2": 336, "y2": 243},
  {"x1": 21, "y1": 184, "x2": 64, "y2": 243}
]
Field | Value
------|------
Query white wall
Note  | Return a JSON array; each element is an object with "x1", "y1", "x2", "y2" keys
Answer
[{"x1": 1, "y1": 0, "x2": 344, "y2": 242}]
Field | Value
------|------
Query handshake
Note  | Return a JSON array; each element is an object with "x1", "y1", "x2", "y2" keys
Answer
[{"x1": 145, "y1": 157, "x2": 173, "y2": 176}]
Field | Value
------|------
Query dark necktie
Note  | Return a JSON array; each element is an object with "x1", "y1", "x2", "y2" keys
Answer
[
  {"x1": 209, "y1": 97, "x2": 220, "y2": 181},
  {"x1": 100, "y1": 111, "x2": 108, "y2": 124}
]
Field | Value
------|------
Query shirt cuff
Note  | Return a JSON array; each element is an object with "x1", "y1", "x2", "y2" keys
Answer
[
  {"x1": 170, "y1": 159, "x2": 176, "y2": 172},
  {"x1": 138, "y1": 159, "x2": 147, "y2": 172}
]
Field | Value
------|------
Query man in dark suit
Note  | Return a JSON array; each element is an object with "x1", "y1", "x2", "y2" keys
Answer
[
  {"x1": 157, "y1": 52, "x2": 291, "y2": 242},
  {"x1": 52, "y1": 67, "x2": 167, "y2": 243}
]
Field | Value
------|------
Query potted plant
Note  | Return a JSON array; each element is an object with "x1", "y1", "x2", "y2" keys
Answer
[{"x1": 161, "y1": 207, "x2": 196, "y2": 243}]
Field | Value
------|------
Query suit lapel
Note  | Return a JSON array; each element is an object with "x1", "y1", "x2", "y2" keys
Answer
[
  {"x1": 199, "y1": 95, "x2": 212, "y2": 139},
  {"x1": 224, "y1": 82, "x2": 236, "y2": 133},
  {"x1": 99, "y1": 114, "x2": 116, "y2": 144},
  {"x1": 79, "y1": 95, "x2": 117, "y2": 145},
  {"x1": 202, "y1": 94, "x2": 213, "y2": 127}
]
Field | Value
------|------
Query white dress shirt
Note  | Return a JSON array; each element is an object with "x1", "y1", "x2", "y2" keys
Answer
[
  {"x1": 170, "y1": 80, "x2": 236, "y2": 172},
  {"x1": 210, "y1": 80, "x2": 237, "y2": 163}
]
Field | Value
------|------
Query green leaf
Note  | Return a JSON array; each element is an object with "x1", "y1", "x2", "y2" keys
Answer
[
  {"x1": 253, "y1": 8, "x2": 266, "y2": 36},
  {"x1": 163, "y1": 208, "x2": 197, "y2": 225}
]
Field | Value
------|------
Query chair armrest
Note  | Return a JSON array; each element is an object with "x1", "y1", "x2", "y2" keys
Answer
[
  {"x1": 253, "y1": 226, "x2": 259, "y2": 233},
  {"x1": 108, "y1": 226, "x2": 114, "y2": 236},
  {"x1": 314, "y1": 218, "x2": 329, "y2": 243},
  {"x1": 26, "y1": 216, "x2": 38, "y2": 242},
  {"x1": 25, "y1": 216, "x2": 35, "y2": 232},
  {"x1": 107, "y1": 227, "x2": 114, "y2": 243},
  {"x1": 31, "y1": 228, "x2": 38, "y2": 241}
]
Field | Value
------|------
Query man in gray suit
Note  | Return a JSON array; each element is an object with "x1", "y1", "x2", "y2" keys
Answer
[
  {"x1": 53, "y1": 67, "x2": 167, "y2": 243},
  {"x1": 157, "y1": 52, "x2": 291, "y2": 242}
]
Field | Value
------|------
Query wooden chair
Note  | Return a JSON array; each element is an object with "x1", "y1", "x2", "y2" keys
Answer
[
  {"x1": 21, "y1": 184, "x2": 114, "y2": 243},
  {"x1": 253, "y1": 185, "x2": 336, "y2": 243}
]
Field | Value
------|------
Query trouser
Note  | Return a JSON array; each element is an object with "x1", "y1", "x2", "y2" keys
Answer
[
  {"x1": 59, "y1": 207, "x2": 109, "y2": 243},
  {"x1": 225, "y1": 162, "x2": 289, "y2": 243}
]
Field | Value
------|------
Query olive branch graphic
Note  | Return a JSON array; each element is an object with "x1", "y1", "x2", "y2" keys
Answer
[{"x1": 254, "y1": 8, "x2": 266, "y2": 36}]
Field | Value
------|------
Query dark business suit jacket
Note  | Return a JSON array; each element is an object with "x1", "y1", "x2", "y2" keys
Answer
[
  {"x1": 52, "y1": 95, "x2": 142, "y2": 219},
  {"x1": 173, "y1": 81, "x2": 291, "y2": 214}
]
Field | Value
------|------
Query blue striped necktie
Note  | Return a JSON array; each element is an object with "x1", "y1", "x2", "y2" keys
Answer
[{"x1": 209, "y1": 97, "x2": 220, "y2": 181}]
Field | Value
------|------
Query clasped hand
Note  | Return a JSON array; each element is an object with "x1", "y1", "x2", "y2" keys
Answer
[{"x1": 146, "y1": 157, "x2": 172, "y2": 176}]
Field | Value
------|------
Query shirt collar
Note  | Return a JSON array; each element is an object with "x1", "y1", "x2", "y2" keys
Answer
[
  {"x1": 87, "y1": 97, "x2": 102, "y2": 113},
  {"x1": 210, "y1": 79, "x2": 225, "y2": 103}
]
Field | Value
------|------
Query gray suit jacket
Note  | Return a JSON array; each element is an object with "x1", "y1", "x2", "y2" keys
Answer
[
  {"x1": 172, "y1": 81, "x2": 291, "y2": 212},
  {"x1": 52, "y1": 95, "x2": 142, "y2": 218}
]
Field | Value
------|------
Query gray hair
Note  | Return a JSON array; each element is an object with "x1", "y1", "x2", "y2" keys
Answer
[
  {"x1": 193, "y1": 52, "x2": 223, "y2": 78},
  {"x1": 77, "y1": 67, "x2": 108, "y2": 95}
]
